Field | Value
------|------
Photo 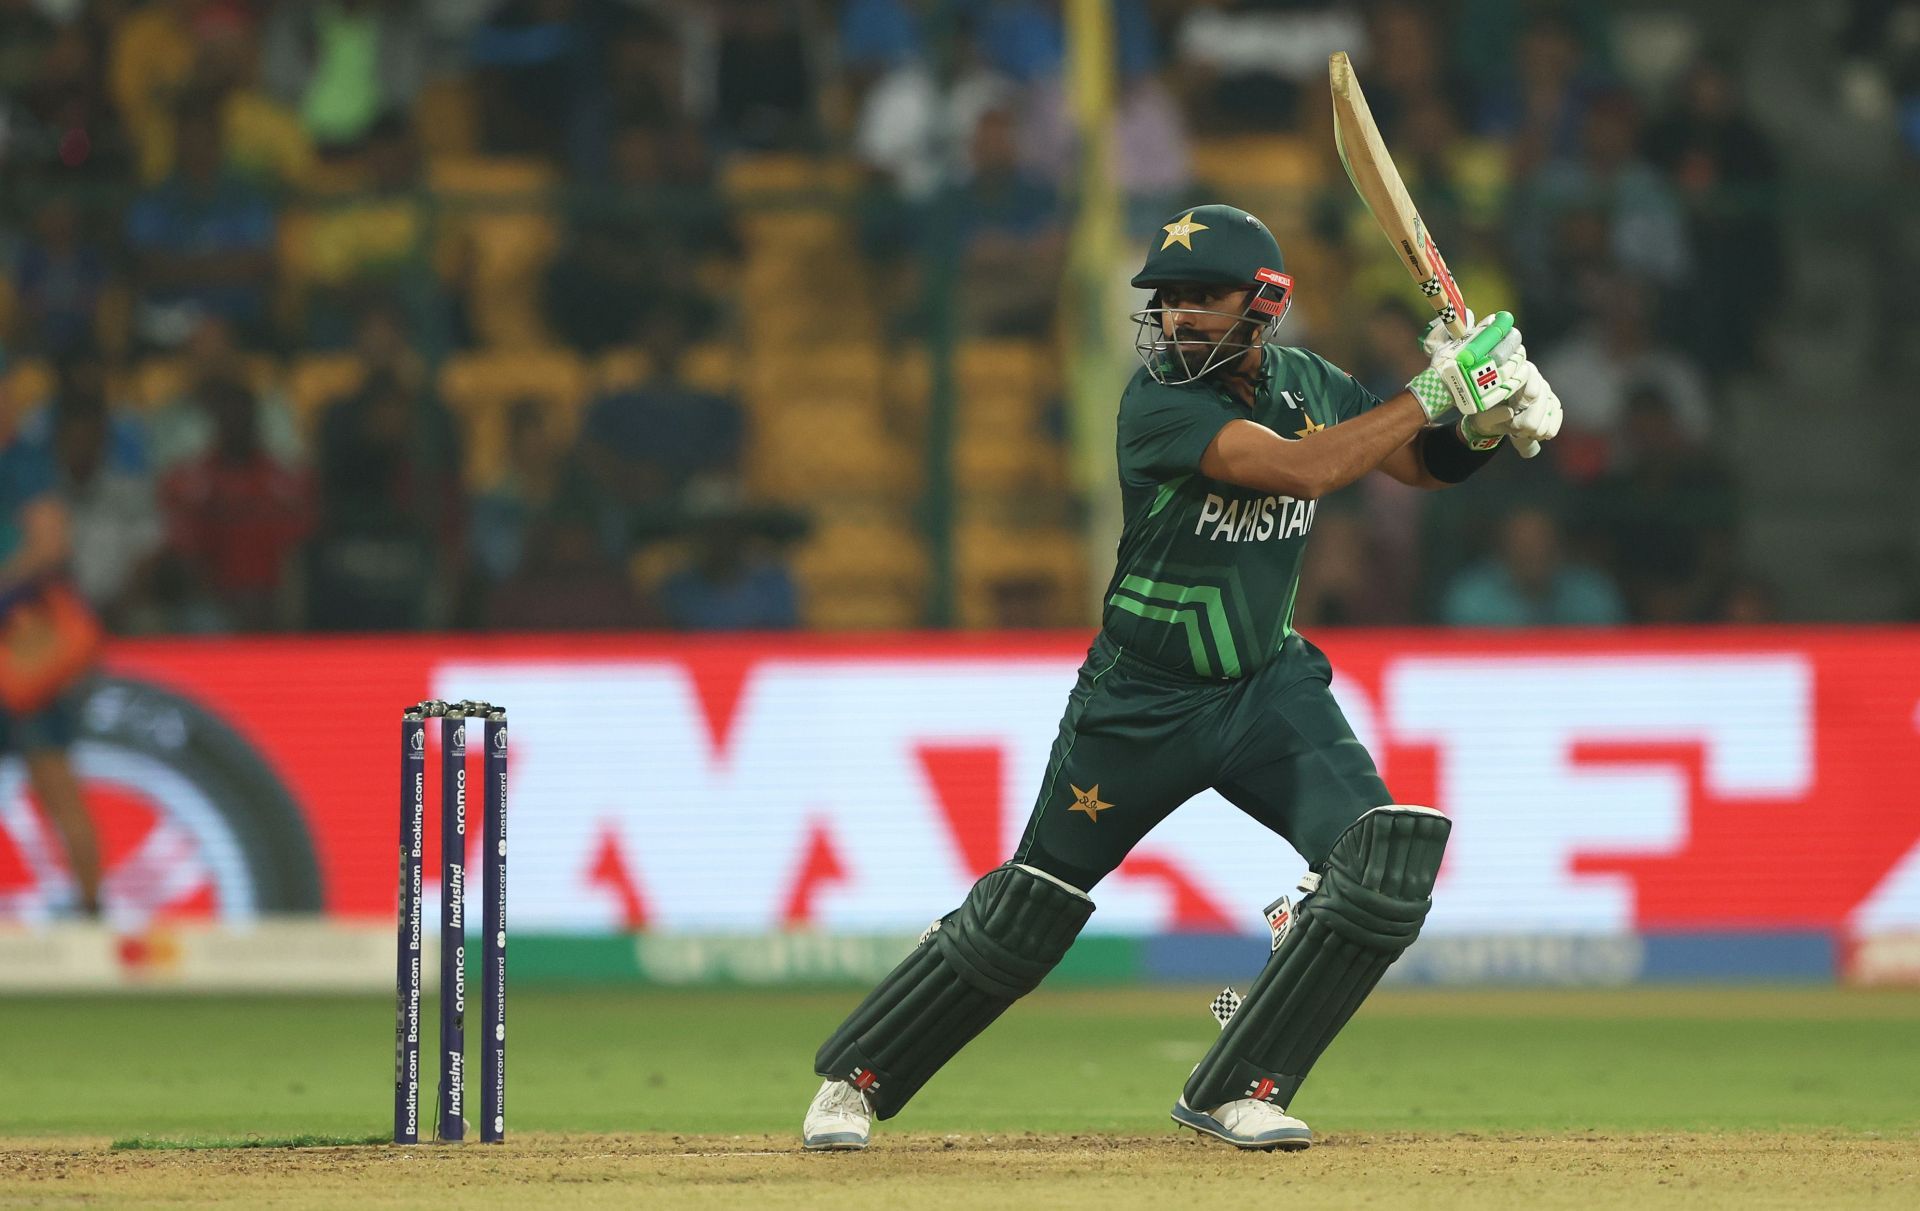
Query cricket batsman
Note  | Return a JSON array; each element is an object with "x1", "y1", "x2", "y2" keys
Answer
[{"x1": 802, "y1": 204, "x2": 1562, "y2": 1151}]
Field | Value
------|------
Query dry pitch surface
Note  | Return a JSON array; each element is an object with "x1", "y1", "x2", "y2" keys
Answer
[{"x1": 4, "y1": 1131, "x2": 1917, "y2": 1210}]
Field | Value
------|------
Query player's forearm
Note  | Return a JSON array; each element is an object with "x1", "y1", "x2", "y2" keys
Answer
[{"x1": 1201, "y1": 394, "x2": 1426, "y2": 500}]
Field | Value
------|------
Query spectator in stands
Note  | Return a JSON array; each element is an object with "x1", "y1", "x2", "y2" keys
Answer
[
  {"x1": 9, "y1": 199, "x2": 110, "y2": 360},
  {"x1": 107, "y1": 0, "x2": 201, "y2": 183},
  {"x1": 483, "y1": 507, "x2": 658, "y2": 631},
  {"x1": 470, "y1": 0, "x2": 593, "y2": 163},
  {"x1": 1716, "y1": 573, "x2": 1779, "y2": 624},
  {"x1": 158, "y1": 377, "x2": 313, "y2": 632},
  {"x1": 262, "y1": 0, "x2": 425, "y2": 154},
  {"x1": 0, "y1": 404, "x2": 101, "y2": 917},
  {"x1": 1293, "y1": 510, "x2": 1408, "y2": 627},
  {"x1": 544, "y1": 120, "x2": 734, "y2": 353},
  {"x1": 123, "y1": 94, "x2": 276, "y2": 349},
  {"x1": 1364, "y1": 0, "x2": 1473, "y2": 136},
  {"x1": 1340, "y1": 302, "x2": 1429, "y2": 617},
  {"x1": 839, "y1": 0, "x2": 931, "y2": 89},
  {"x1": 1172, "y1": 0, "x2": 1362, "y2": 132},
  {"x1": 1519, "y1": 89, "x2": 1692, "y2": 296},
  {"x1": 604, "y1": 6, "x2": 686, "y2": 131},
  {"x1": 190, "y1": 3, "x2": 315, "y2": 190},
  {"x1": 971, "y1": 0, "x2": 1157, "y2": 83},
  {"x1": 306, "y1": 307, "x2": 461, "y2": 631},
  {"x1": 1647, "y1": 58, "x2": 1783, "y2": 373},
  {"x1": 301, "y1": 111, "x2": 428, "y2": 347},
  {"x1": 658, "y1": 501, "x2": 801, "y2": 632},
  {"x1": 854, "y1": 14, "x2": 1009, "y2": 203},
  {"x1": 1019, "y1": 63, "x2": 1193, "y2": 229},
  {"x1": 1513, "y1": 203, "x2": 1613, "y2": 353},
  {"x1": 1442, "y1": 506, "x2": 1626, "y2": 627},
  {"x1": 1472, "y1": 9, "x2": 1611, "y2": 172},
  {"x1": 50, "y1": 378, "x2": 163, "y2": 629},
  {"x1": 470, "y1": 397, "x2": 570, "y2": 585},
  {"x1": 146, "y1": 314, "x2": 303, "y2": 473},
  {"x1": 955, "y1": 104, "x2": 1063, "y2": 336},
  {"x1": 579, "y1": 317, "x2": 745, "y2": 551},
  {"x1": 6, "y1": 13, "x2": 133, "y2": 186},
  {"x1": 1537, "y1": 273, "x2": 1714, "y2": 470},
  {"x1": 1578, "y1": 385, "x2": 1738, "y2": 624},
  {"x1": 0, "y1": 0, "x2": 61, "y2": 100},
  {"x1": 346, "y1": 296, "x2": 426, "y2": 398},
  {"x1": 710, "y1": 0, "x2": 821, "y2": 151},
  {"x1": 13, "y1": 359, "x2": 150, "y2": 483}
]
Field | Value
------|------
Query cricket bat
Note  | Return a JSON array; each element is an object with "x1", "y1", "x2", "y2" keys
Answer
[{"x1": 1328, "y1": 51, "x2": 1539, "y2": 458}]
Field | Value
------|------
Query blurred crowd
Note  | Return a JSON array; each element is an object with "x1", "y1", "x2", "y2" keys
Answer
[{"x1": 0, "y1": 0, "x2": 1905, "y2": 633}]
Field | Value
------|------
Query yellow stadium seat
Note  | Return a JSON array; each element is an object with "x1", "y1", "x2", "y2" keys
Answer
[
  {"x1": 427, "y1": 156, "x2": 560, "y2": 343},
  {"x1": 956, "y1": 522, "x2": 1089, "y2": 629},
  {"x1": 428, "y1": 155, "x2": 556, "y2": 198},
  {"x1": 804, "y1": 587, "x2": 924, "y2": 630},
  {"x1": 132, "y1": 357, "x2": 189, "y2": 410},
  {"x1": 749, "y1": 404, "x2": 911, "y2": 500},
  {"x1": 1188, "y1": 134, "x2": 1327, "y2": 193},
  {"x1": 745, "y1": 343, "x2": 885, "y2": 409},
  {"x1": 0, "y1": 357, "x2": 54, "y2": 420},
  {"x1": 594, "y1": 343, "x2": 738, "y2": 397},
  {"x1": 680, "y1": 343, "x2": 738, "y2": 395},
  {"x1": 464, "y1": 212, "x2": 559, "y2": 287},
  {"x1": 738, "y1": 210, "x2": 849, "y2": 251},
  {"x1": 286, "y1": 354, "x2": 366, "y2": 434},
  {"x1": 275, "y1": 208, "x2": 321, "y2": 293},
  {"x1": 956, "y1": 385, "x2": 1049, "y2": 436},
  {"x1": 415, "y1": 79, "x2": 480, "y2": 158},
  {"x1": 954, "y1": 433, "x2": 1053, "y2": 494},
  {"x1": 439, "y1": 349, "x2": 590, "y2": 488},
  {"x1": 721, "y1": 154, "x2": 859, "y2": 199},
  {"x1": 956, "y1": 339, "x2": 1056, "y2": 402},
  {"x1": 793, "y1": 518, "x2": 928, "y2": 629},
  {"x1": 438, "y1": 349, "x2": 588, "y2": 415},
  {"x1": 794, "y1": 518, "x2": 926, "y2": 581},
  {"x1": 592, "y1": 347, "x2": 652, "y2": 395}
]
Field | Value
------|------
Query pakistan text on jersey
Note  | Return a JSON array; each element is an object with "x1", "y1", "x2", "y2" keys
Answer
[{"x1": 1194, "y1": 493, "x2": 1318, "y2": 543}]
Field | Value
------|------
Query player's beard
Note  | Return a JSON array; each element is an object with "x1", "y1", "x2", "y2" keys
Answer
[{"x1": 1168, "y1": 321, "x2": 1259, "y2": 381}]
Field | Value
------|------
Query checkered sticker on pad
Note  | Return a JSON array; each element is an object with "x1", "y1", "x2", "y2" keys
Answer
[{"x1": 1209, "y1": 987, "x2": 1241, "y2": 1029}]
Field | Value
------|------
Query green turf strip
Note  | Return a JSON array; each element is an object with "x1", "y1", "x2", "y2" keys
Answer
[
  {"x1": 5, "y1": 987, "x2": 1916, "y2": 1140},
  {"x1": 110, "y1": 1133, "x2": 388, "y2": 1151}
]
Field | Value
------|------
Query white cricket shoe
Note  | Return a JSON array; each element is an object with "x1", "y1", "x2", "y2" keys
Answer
[
  {"x1": 1170, "y1": 1096, "x2": 1312, "y2": 1151},
  {"x1": 802, "y1": 1079, "x2": 873, "y2": 1151}
]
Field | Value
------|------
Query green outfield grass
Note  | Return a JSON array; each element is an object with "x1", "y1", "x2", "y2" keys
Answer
[{"x1": 2, "y1": 986, "x2": 1917, "y2": 1142}]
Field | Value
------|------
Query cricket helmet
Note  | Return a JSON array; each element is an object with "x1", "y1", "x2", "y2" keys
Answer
[{"x1": 1131, "y1": 203, "x2": 1294, "y2": 385}]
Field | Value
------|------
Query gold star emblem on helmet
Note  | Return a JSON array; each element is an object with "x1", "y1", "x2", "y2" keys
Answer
[
  {"x1": 1160, "y1": 211, "x2": 1210, "y2": 251},
  {"x1": 1068, "y1": 784, "x2": 1114, "y2": 820}
]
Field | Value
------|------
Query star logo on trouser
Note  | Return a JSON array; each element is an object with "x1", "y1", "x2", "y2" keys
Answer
[{"x1": 1069, "y1": 784, "x2": 1113, "y2": 820}]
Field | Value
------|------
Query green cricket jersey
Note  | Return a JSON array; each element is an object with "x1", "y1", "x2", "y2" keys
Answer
[{"x1": 1102, "y1": 345, "x2": 1382, "y2": 680}]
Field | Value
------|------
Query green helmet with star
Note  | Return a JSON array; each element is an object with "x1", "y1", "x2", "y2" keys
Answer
[
  {"x1": 1131, "y1": 203, "x2": 1294, "y2": 385},
  {"x1": 1132, "y1": 203, "x2": 1286, "y2": 290}
]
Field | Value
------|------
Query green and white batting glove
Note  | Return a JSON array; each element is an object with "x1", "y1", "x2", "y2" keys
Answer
[
  {"x1": 1469, "y1": 358, "x2": 1563, "y2": 446},
  {"x1": 1407, "y1": 311, "x2": 1528, "y2": 450}
]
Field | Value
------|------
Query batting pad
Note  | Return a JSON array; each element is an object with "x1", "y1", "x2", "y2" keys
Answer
[
  {"x1": 1182, "y1": 806, "x2": 1451, "y2": 1112},
  {"x1": 814, "y1": 863, "x2": 1094, "y2": 1119}
]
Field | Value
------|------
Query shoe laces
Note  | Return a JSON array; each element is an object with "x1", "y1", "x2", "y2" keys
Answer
[{"x1": 824, "y1": 1081, "x2": 871, "y2": 1115}]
